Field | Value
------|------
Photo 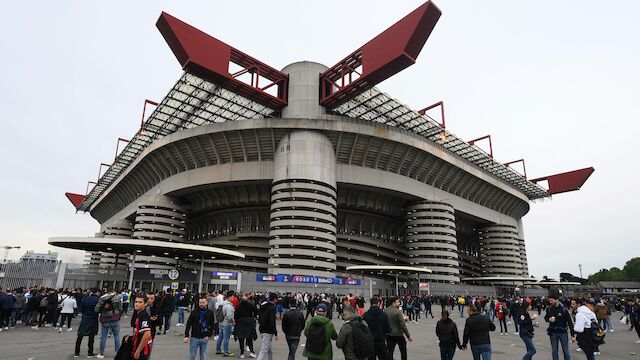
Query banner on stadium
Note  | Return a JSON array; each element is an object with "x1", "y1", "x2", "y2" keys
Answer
[
  {"x1": 256, "y1": 273, "x2": 362, "y2": 286},
  {"x1": 211, "y1": 271, "x2": 238, "y2": 280},
  {"x1": 135, "y1": 268, "x2": 198, "y2": 282}
]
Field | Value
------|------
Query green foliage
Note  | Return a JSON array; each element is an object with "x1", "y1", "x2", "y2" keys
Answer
[{"x1": 586, "y1": 257, "x2": 640, "y2": 283}]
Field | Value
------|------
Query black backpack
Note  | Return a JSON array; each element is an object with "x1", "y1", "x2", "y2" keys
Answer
[
  {"x1": 590, "y1": 319, "x2": 606, "y2": 345},
  {"x1": 305, "y1": 321, "x2": 326, "y2": 354},
  {"x1": 215, "y1": 305, "x2": 226, "y2": 323},
  {"x1": 351, "y1": 321, "x2": 374, "y2": 358}
]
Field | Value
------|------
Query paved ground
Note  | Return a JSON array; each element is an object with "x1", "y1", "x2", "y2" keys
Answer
[{"x1": 1, "y1": 310, "x2": 639, "y2": 360}]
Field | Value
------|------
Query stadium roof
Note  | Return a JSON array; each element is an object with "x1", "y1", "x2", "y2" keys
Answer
[{"x1": 71, "y1": 2, "x2": 595, "y2": 212}]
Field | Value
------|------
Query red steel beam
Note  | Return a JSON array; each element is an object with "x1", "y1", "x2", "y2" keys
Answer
[
  {"x1": 530, "y1": 167, "x2": 595, "y2": 195},
  {"x1": 468, "y1": 135, "x2": 493, "y2": 158},
  {"x1": 85, "y1": 181, "x2": 97, "y2": 196},
  {"x1": 418, "y1": 100, "x2": 445, "y2": 129},
  {"x1": 115, "y1": 138, "x2": 130, "y2": 160},
  {"x1": 141, "y1": 99, "x2": 159, "y2": 128},
  {"x1": 98, "y1": 163, "x2": 111, "y2": 180},
  {"x1": 65, "y1": 192, "x2": 86, "y2": 209},
  {"x1": 320, "y1": 1, "x2": 442, "y2": 108},
  {"x1": 504, "y1": 159, "x2": 527, "y2": 179},
  {"x1": 157, "y1": 12, "x2": 288, "y2": 109}
]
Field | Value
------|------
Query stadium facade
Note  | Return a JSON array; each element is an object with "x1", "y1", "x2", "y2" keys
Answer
[{"x1": 51, "y1": 2, "x2": 593, "y2": 294}]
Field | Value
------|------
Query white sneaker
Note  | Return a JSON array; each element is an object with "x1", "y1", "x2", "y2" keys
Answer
[
  {"x1": 240, "y1": 355, "x2": 245, "y2": 359},
  {"x1": 609, "y1": 329, "x2": 614, "y2": 332},
  {"x1": 500, "y1": 332, "x2": 504, "y2": 335},
  {"x1": 595, "y1": 352, "x2": 601, "y2": 355},
  {"x1": 214, "y1": 335, "x2": 219, "y2": 340},
  {"x1": 59, "y1": 328, "x2": 62, "y2": 333},
  {"x1": 96, "y1": 355, "x2": 105, "y2": 359},
  {"x1": 514, "y1": 332, "x2": 519, "y2": 335},
  {"x1": 249, "y1": 353, "x2": 257, "y2": 358},
  {"x1": 635, "y1": 340, "x2": 640, "y2": 344},
  {"x1": 32, "y1": 326, "x2": 39, "y2": 331},
  {"x1": 245, "y1": 345, "x2": 250, "y2": 352},
  {"x1": 68, "y1": 328, "x2": 73, "y2": 332},
  {"x1": 576, "y1": 348, "x2": 582, "y2": 352}
]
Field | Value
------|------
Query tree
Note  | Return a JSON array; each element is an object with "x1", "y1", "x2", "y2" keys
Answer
[{"x1": 623, "y1": 257, "x2": 640, "y2": 281}]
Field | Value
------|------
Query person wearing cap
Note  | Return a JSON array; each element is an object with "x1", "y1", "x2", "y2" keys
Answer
[
  {"x1": 573, "y1": 298, "x2": 598, "y2": 360},
  {"x1": 257, "y1": 292, "x2": 278, "y2": 360},
  {"x1": 544, "y1": 295, "x2": 574, "y2": 360},
  {"x1": 303, "y1": 303, "x2": 338, "y2": 360}
]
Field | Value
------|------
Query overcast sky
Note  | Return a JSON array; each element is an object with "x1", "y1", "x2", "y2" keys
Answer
[{"x1": 1, "y1": 1, "x2": 638, "y2": 280}]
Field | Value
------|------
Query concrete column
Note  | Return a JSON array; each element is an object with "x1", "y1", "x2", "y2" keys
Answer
[
  {"x1": 517, "y1": 218, "x2": 529, "y2": 277},
  {"x1": 478, "y1": 224, "x2": 523, "y2": 282},
  {"x1": 198, "y1": 256, "x2": 205, "y2": 293},
  {"x1": 369, "y1": 277, "x2": 373, "y2": 300},
  {"x1": 268, "y1": 131, "x2": 337, "y2": 278},
  {"x1": 281, "y1": 61, "x2": 328, "y2": 119},
  {"x1": 405, "y1": 201, "x2": 460, "y2": 283},
  {"x1": 133, "y1": 195, "x2": 186, "y2": 242},
  {"x1": 128, "y1": 253, "x2": 136, "y2": 290}
]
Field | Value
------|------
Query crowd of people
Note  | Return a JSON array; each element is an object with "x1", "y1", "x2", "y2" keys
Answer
[{"x1": 1, "y1": 285, "x2": 639, "y2": 360}]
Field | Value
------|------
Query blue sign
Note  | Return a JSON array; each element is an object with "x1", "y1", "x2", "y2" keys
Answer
[{"x1": 256, "y1": 273, "x2": 362, "y2": 286}]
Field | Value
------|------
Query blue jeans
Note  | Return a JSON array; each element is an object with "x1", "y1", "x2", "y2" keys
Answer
[
  {"x1": 520, "y1": 333, "x2": 536, "y2": 360},
  {"x1": 459, "y1": 304, "x2": 465, "y2": 317},
  {"x1": 99, "y1": 320, "x2": 121, "y2": 355},
  {"x1": 549, "y1": 332, "x2": 570, "y2": 360},
  {"x1": 189, "y1": 337, "x2": 208, "y2": 360},
  {"x1": 215, "y1": 324, "x2": 234, "y2": 353},
  {"x1": 178, "y1": 307, "x2": 186, "y2": 324},
  {"x1": 286, "y1": 337, "x2": 300, "y2": 360},
  {"x1": 439, "y1": 345, "x2": 456, "y2": 360},
  {"x1": 470, "y1": 343, "x2": 491, "y2": 360}
]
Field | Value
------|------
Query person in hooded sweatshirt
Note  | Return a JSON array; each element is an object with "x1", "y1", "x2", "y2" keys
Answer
[
  {"x1": 363, "y1": 297, "x2": 391, "y2": 360},
  {"x1": 574, "y1": 298, "x2": 598, "y2": 360},
  {"x1": 435, "y1": 309, "x2": 461, "y2": 360},
  {"x1": 337, "y1": 306, "x2": 372, "y2": 360}
]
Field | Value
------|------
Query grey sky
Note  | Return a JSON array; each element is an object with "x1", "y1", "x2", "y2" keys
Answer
[{"x1": 1, "y1": 1, "x2": 638, "y2": 279}]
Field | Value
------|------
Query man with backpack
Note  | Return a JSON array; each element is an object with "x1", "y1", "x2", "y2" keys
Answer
[
  {"x1": 573, "y1": 298, "x2": 603, "y2": 360},
  {"x1": 363, "y1": 297, "x2": 391, "y2": 360},
  {"x1": 282, "y1": 298, "x2": 305, "y2": 360},
  {"x1": 303, "y1": 303, "x2": 338, "y2": 360},
  {"x1": 256, "y1": 292, "x2": 278, "y2": 360},
  {"x1": 544, "y1": 295, "x2": 575, "y2": 360},
  {"x1": 385, "y1": 297, "x2": 412, "y2": 360},
  {"x1": 215, "y1": 291, "x2": 236, "y2": 357},
  {"x1": 337, "y1": 306, "x2": 374, "y2": 360},
  {"x1": 95, "y1": 288, "x2": 122, "y2": 359}
]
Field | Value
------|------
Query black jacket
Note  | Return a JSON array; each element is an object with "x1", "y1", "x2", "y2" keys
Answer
[
  {"x1": 436, "y1": 318, "x2": 461, "y2": 348},
  {"x1": 519, "y1": 312, "x2": 534, "y2": 337},
  {"x1": 363, "y1": 306, "x2": 392, "y2": 342},
  {"x1": 545, "y1": 304, "x2": 575, "y2": 336},
  {"x1": 158, "y1": 294, "x2": 176, "y2": 316},
  {"x1": 462, "y1": 313, "x2": 496, "y2": 346},
  {"x1": 258, "y1": 302, "x2": 277, "y2": 335},
  {"x1": 184, "y1": 308, "x2": 214, "y2": 339},
  {"x1": 282, "y1": 309, "x2": 305, "y2": 337},
  {"x1": 235, "y1": 300, "x2": 258, "y2": 340}
]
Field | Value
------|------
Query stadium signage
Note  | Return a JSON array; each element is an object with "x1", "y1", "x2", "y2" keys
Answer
[
  {"x1": 211, "y1": 271, "x2": 238, "y2": 280},
  {"x1": 256, "y1": 273, "x2": 362, "y2": 286},
  {"x1": 136, "y1": 268, "x2": 197, "y2": 281}
]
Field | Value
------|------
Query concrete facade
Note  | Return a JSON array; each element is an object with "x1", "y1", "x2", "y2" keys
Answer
[{"x1": 83, "y1": 62, "x2": 532, "y2": 289}]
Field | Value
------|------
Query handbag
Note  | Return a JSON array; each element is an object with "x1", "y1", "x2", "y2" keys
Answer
[{"x1": 620, "y1": 315, "x2": 628, "y2": 324}]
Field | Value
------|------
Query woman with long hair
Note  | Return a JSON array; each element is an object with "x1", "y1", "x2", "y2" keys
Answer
[{"x1": 519, "y1": 301, "x2": 537, "y2": 360}]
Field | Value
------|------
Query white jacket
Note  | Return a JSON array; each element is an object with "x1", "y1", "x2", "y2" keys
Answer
[{"x1": 574, "y1": 305, "x2": 597, "y2": 333}]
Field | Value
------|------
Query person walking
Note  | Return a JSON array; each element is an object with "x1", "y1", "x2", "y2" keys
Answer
[
  {"x1": 235, "y1": 292, "x2": 258, "y2": 359},
  {"x1": 363, "y1": 297, "x2": 391, "y2": 360},
  {"x1": 176, "y1": 289, "x2": 191, "y2": 327},
  {"x1": 75, "y1": 288, "x2": 101, "y2": 358},
  {"x1": 461, "y1": 303, "x2": 496, "y2": 360},
  {"x1": 282, "y1": 297, "x2": 305, "y2": 360},
  {"x1": 519, "y1": 301, "x2": 537, "y2": 360},
  {"x1": 384, "y1": 297, "x2": 412, "y2": 360},
  {"x1": 574, "y1": 298, "x2": 598, "y2": 360},
  {"x1": 58, "y1": 290, "x2": 78, "y2": 333},
  {"x1": 215, "y1": 291, "x2": 236, "y2": 357},
  {"x1": 497, "y1": 300, "x2": 509, "y2": 335},
  {"x1": 544, "y1": 295, "x2": 574, "y2": 360},
  {"x1": 257, "y1": 292, "x2": 278, "y2": 360},
  {"x1": 303, "y1": 303, "x2": 338, "y2": 360},
  {"x1": 95, "y1": 288, "x2": 122, "y2": 359},
  {"x1": 158, "y1": 290, "x2": 176, "y2": 335},
  {"x1": 337, "y1": 306, "x2": 374, "y2": 360},
  {"x1": 183, "y1": 297, "x2": 214, "y2": 360},
  {"x1": 511, "y1": 297, "x2": 523, "y2": 335},
  {"x1": 435, "y1": 309, "x2": 461, "y2": 360}
]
